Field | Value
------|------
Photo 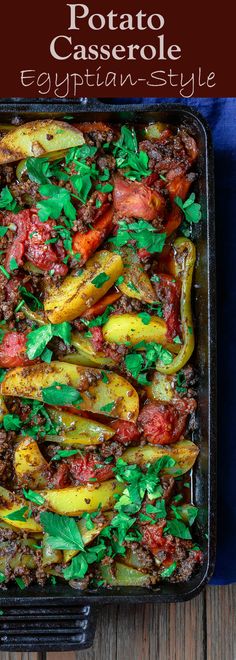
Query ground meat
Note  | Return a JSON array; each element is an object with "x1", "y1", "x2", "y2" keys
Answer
[
  {"x1": 112, "y1": 294, "x2": 143, "y2": 314},
  {"x1": 97, "y1": 154, "x2": 116, "y2": 172},
  {"x1": 173, "y1": 549, "x2": 203, "y2": 582},
  {"x1": 0, "y1": 430, "x2": 14, "y2": 482},
  {"x1": 139, "y1": 128, "x2": 198, "y2": 175},
  {"x1": 161, "y1": 476, "x2": 175, "y2": 502},
  {"x1": 10, "y1": 180, "x2": 40, "y2": 205},
  {"x1": 0, "y1": 164, "x2": 15, "y2": 186}
]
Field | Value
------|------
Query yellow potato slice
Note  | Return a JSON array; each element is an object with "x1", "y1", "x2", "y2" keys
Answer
[
  {"x1": 122, "y1": 440, "x2": 199, "y2": 475},
  {"x1": 38, "y1": 480, "x2": 123, "y2": 516},
  {"x1": 1, "y1": 361, "x2": 139, "y2": 421},
  {"x1": 0, "y1": 120, "x2": 85, "y2": 164},
  {"x1": 145, "y1": 372, "x2": 175, "y2": 402},
  {"x1": 14, "y1": 437, "x2": 49, "y2": 488},
  {"x1": 44, "y1": 250, "x2": 123, "y2": 324},
  {"x1": 0, "y1": 486, "x2": 42, "y2": 532},
  {"x1": 103, "y1": 313, "x2": 179, "y2": 353}
]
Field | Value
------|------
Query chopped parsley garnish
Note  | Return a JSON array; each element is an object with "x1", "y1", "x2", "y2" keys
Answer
[
  {"x1": 0, "y1": 265, "x2": 10, "y2": 279},
  {"x1": 37, "y1": 184, "x2": 76, "y2": 223},
  {"x1": 51, "y1": 449, "x2": 79, "y2": 461},
  {"x1": 160, "y1": 561, "x2": 177, "y2": 578},
  {"x1": 4, "y1": 506, "x2": 29, "y2": 522},
  {"x1": 42, "y1": 383, "x2": 83, "y2": 407},
  {"x1": 110, "y1": 219, "x2": 166, "y2": 254},
  {"x1": 125, "y1": 341, "x2": 173, "y2": 384},
  {"x1": 15, "y1": 577, "x2": 26, "y2": 590},
  {"x1": 176, "y1": 371, "x2": 187, "y2": 394},
  {"x1": 112, "y1": 126, "x2": 151, "y2": 181},
  {"x1": 0, "y1": 186, "x2": 19, "y2": 212},
  {"x1": 26, "y1": 321, "x2": 71, "y2": 360},
  {"x1": 115, "y1": 275, "x2": 124, "y2": 286},
  {"x1": 138, "y1": 312, "x2": 151, "y2": 325},
  {"x1": 164, "y1": 519, "x2": 192, "y2": 540},
  {"x1": 101, "y1": 371, "x2": 109, "y2": 383},
  {"x1": 175, "y1": 193, "x2": 202, "y2": 224},
  {"x1": 82, "y1": 304, "x2": 114, "y2": 329},
  {"x1": 0, "y1": 572, "x2": 5, "y2": 584},
  {"x1": 22, "y1": 489, "x2": 45, "y2": 505},
  {"x1": 91, "y1": 272, "x2": 110, "y2": 288},
  {"x1": 3, "y1": 414, "x2": 22, "y2": 431},
  {"x1": 40, "y1": 512, "x2": 84, "y2": 550},
  {"x1": 100, "y1": 401, "x2": 116, "y2": 413},
  {"x1": 9, "y1": 257, "x2": 19, "y2": 271},
  {"x1": 0, "y1": 226, "x2": 9, "y2": 237}
]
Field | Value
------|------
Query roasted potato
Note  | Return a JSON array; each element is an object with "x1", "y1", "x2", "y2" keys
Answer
[
  {"x1": 103, "y1": 313, "x2": 179, "y2": 353},
  {"x1": 122, "y1": 440, "x2": 199, "y2": 475},
  {"x1": 0, "y1": 120, "x2": 85, "y2": 164},
  {"x1": 44, "y1": 250, "x2": 123, "y2": 324},
  {"x1": 39, "y1": 480, "x2": 123, "y2": 516},
  {"x1": 1, "y1": 361, "x2": 139, "y2": 421},
  {"x1": 0, "y1": 486, "x2": 42, "y2": 532},
  {"x1": 14, "y1": 437, "x2": 49, "y2": 489}
]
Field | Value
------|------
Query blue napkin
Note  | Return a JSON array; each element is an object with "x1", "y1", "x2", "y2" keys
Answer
[{"x1": 110, "y1": 97, "x2": 236, "y2": 584}]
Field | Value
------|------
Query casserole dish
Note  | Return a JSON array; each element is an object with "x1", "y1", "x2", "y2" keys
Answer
[{"x1": 0, "y1": 100, "x2": 216, "y2": 652}]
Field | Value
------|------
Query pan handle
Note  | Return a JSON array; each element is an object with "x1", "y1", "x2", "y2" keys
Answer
[{"x1": 0, "y1": 603, "x2": 97, "y2": 652}]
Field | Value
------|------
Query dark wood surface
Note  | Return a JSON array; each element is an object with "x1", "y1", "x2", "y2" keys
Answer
[{"x1": 0, "y1": 584, "x2": 235, "y2": 660}]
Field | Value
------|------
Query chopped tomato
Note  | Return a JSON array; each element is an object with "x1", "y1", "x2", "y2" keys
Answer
[
  {"x1": 111, "y1": 420, "x2": 140, "y2": 446},
  {"x1": 72, "y1": 206, "x2": 114, "y2": 264},
  {"x1": 141, "y1": 521, "x2": 174, "y2": 554},
  {"x1": 52, "y1": 462, "x2": 70, "y2": 489},
  {"x1": 152, "y1": 273, "x2": 181, "y2": 340},
  {"x1": 5, "y1": 209, "x2": 68, "y2": 275},
  {"x1": 137, "y1": 248, "x2": 151, "y2": 261},
  {"x1": 138, "y1": 402, "x2": 187, "y2": 445},
  {"x1": 68, "y1": 452, "x2": 114, "y2": 484},
  {"x1": 0, "y1": 332, "x2": 30, "y2": 368},
  {"x1": 113, "y1": 176, "x2": 165, "y2": 221}
]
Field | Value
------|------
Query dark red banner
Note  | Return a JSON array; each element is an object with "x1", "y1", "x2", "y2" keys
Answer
[{"x1": 0, "y1": 0, "x2": 234, "y2": 98}]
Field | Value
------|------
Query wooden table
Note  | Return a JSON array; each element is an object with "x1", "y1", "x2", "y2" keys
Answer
[{"x1": 0, "y1": 584, "x2": 235, "y2": 660}]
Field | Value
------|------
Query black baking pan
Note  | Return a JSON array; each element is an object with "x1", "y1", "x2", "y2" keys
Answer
[{"x1": 0, "y1": 99, "x2": 216, "y2": 651}]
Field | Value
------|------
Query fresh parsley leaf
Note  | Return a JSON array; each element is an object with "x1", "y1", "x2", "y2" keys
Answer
[
  {"x1": 71, "y1": 173, "x2": 92, "y2": 204},
  {"x1": 19, "y1": 286, "x2": 43, "y2": 311},
  {"x1": 15, "y1": 577, "x2": 26, "y2": 590},
  {"x1": 160, "y1": 561, "x2": 177, "y2": 578},
  {"x1": 41, "y1": 347, "x2": 53, "y2": 363},
  {"x1": 26, "y1": 157, "x2": 53, "y2": 184},
  {"x1": 171, "y1": 504, "x2": 198, "y2": 527},
  {"x1": 0, "y1": 572, "x2": 5, "y2": 584},
  {"x1": 91, "y1": 272, "x2": 110, "y2": 288},
  {"x1": 101, "y1": 371, "x2": 109, "y2": 384},
  {"x1": 0, "y1": 369, "x2": 7, "y2": 383},
  {"x1": 115, "y1": 275, "x2": 124, "y2": 286},
  {"x1": 0, "y1": 186, "x2": 18, "y2": 212},
  {"x1": 3, "y1": 414, "x2": 22, "y2": 431},
  {"x1": 175, "y1": 193, "x2": 202, "y2": 224},
  {"x1": 40, "y1": 511, "x2": 84, "y2": 550},
  {"x1": 22, "y1": 489, "x2": 45, "y2": 505},
  {"x1": 37, "y1": 184, "x2": 76, "y2": 223},
  {"x1": 110, "y1": 219, "x2": 166, "y2": 254},
  {"x1": 96, "y1": 183, "x2": 113, "y2": 193},
  {"x1": 100, "y1": 402, "x2": 116, "y2": 413},
  {"x1": 82, "y1": 304, "x2": 114, "y2": 328},
  {"x1": 138, "y1": 312, "x2": 151, "y2": 325},
  {"x1": 63, "y1": 553, "x2": 88, "y2": 580},
  {"x1": 52, "y1": 449, "x2": 79, "y2": 461},
  {"x1": 0, "y1": 226, "x2": 9, "y2": 237},
  {"x1": 164, "y1": 519, "x2": 192, "y2": 540},
  {"x1": 0, "y1": 265, "x2": 10, "y2": 279},
  {"x1": 26, "y1": 322, "x2": 71, "y2": 360},
  {"x1": 42, "y1": 383, "x2": 83, "y2": 407},
  {"x1": 9, "y1": 257, "x2": 19, "y2": 271},
  {"x1": 4, "y1": 506, "x2": 29, "y2": 522}
]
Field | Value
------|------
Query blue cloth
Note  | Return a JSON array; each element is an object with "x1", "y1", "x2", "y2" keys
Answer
[{"x1": 111, "y1": 97, "x2": 236, "y2": 584}]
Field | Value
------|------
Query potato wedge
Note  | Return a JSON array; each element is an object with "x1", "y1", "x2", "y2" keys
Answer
[
  {"x1": 1, "y1": 361, "x2": 139, "y2": 421},
  {"x1": 0, "y1": 486, "x2": 42, "y2": 532},
  {"x1": 46, "y1": 409, "x2": 115, "y2": 446},
  {"x1": 117, "y1": 247, "x2": 156, "y2": 303},
  {"x1": 122, "y1": 440, "x2": 199, "y2": 475},
  {"x1": 44, "y1": 250, "x2": 123, "y2": 324},
  {"x1": 39, "y1": 480, "x2": 123, "y2": 516},
  {"x1": 145, "y1": 372, "x2": 175, "y2": 402},
  {"x1": 145, "y1": 122, "x2": 167, "y2": 139},
  {"x1": 100, "y1": 562, "x2": 154, "y2": 586},
  {"x1": 0, "y1": 120, "x2": 85, "y2": 164},
  {"x1": 62, "y1": 331, "x2": 116, "y2": 368},
  {"x1": 14, "y1": 437, "x2": 49, "y2": 489},
  {"x1": 103, "y1": 313, "x2": 179, "y2": 353}
]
